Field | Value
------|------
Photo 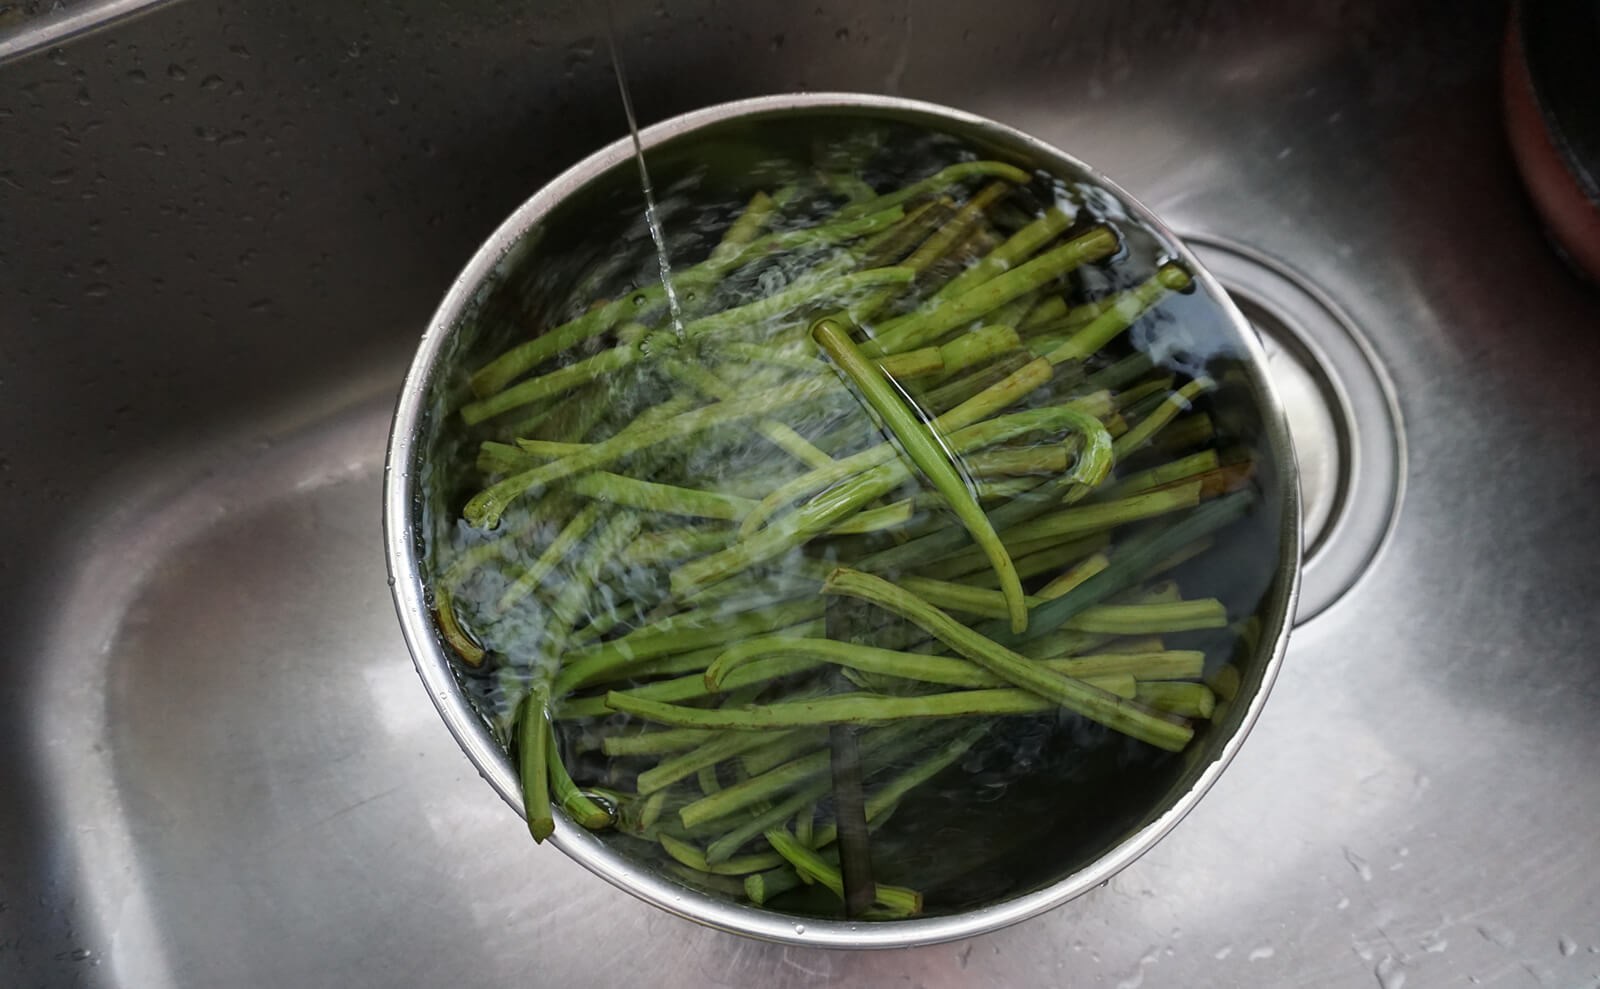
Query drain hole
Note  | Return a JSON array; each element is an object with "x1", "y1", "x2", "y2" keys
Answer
[
  {"x1": 1235, "y1": 296, "x2": 1350, "y2": 559},
  {"x1": 1186, "y1": 238, "x2": 1404, "y2": 623}
]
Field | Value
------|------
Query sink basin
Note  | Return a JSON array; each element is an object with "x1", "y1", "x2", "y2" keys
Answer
[{"x1": 3, "y1": 1, "x2": 1598, "y2": 985}]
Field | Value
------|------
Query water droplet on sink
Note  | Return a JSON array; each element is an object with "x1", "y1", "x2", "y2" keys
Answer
[
  {"x1": 1476, "y1": 922, "x2": 1515, "y2": 948},
  {"x1": 1213, "y1": 945, "x2": 1232, "y2": 960},
  {"x1": 126, "y1": 68, "x2": 147, "y2": 83},
  {"x1": 793, "y1": 923, "x2": 805, "y2": 934},
  {"x1": 1343, "y1": 847, "x2": 1373, "y2": 882},
  {"x1": 1558, "y1": 937, "x2": 1576, "y2": 957},
  {"x1": 49, "y1": 168, "x2": 74, "y2": 184},
  {"x1": 166, "y1": 63, "x2": 187, "y2": 80},
  {"x1": 1247, "y1": 945, "x2": 1274, "y2": 962},
  {"x1": 200, "y1": 74, "x2": 224, "y2": 90},
  {"x1": 1374, "y1": 955, "x2": 1405, "y2": 989}
]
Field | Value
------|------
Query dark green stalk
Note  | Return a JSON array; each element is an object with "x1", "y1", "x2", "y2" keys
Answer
[
  {"x1": 705, "y1": 781, "x2": 831, "y2": 866},
  {"x1": 918, "y1": 352, "x2": 1032, "y2": 413},
  {"x1": 1060, "y1": 600, "x2": 1228, "y2": 635},
  {"x1": 984, "y1": 490, "x2": 1255, "y2": 645},
  {"x1": 602, "y1": 727, "x2": 723, "y2": 757},
  {"x1": 837, "y1": 160, "x2": 1030, "y2": 220},
  {"x1": 856, "y1": 409, "x2": 1114, "y2": 575},
  {"x1": 850, "y1": 180, "x2": 1014, "y2": 323},
  {"x1": 675, "y1": 724, "x2": 923, "y2": 829},
  {"x1": 555, "y1": 652, "x2": 823, "y2": 720},
  {"x1": 1112, "y1": 377, "x2": 1215, "y2": 459},
  {"x1": 738, "y1": 355, "x2": 1055, "y2": 539},
  {"x1": 463, "y1": 344, "x2": 639, "y2": 425},
  {"x1": 468, "y1": 205, "x2": 907, "y2": 397},
  {"x1": 704, "y1": 635, "x2": 1137, "y2": 694},
  {"x1": 1044, "y1": 264, "x2": 1194, "y2": 364},
  {"x1": 610, "y1": 680, "x2": 1142, "y2": 733},
  {"x1": 1100, "y1": 450, "x2": 1220, "y2": 499},
  {"x1": 659, "y1": 833, "x2": 785, "y2": 876},
  {"x1": 636, "y1": 725, "x2": 816, "y2": 796},
  {"x1": 433, "y1": 582, "x2": 485, "y2": 666},
  {"x1": 812, "y1": 316, "x2": 1028, "y2": 632},
  {"x1": 518, "y1": 691, "x2": 555, "y2": 842},
  {"x1": 465, "y1": 374, "x2": 838, "y2": 528},
  {"x1": 930, "y1": 206, "x2": 1076, "y2": 302},
  {"x1": 547, "y1": 724, "x2": 614, "y2": 830},
  {"x1": 865, "y1": 227, "x2": 1119, "y2": 356},
  {"x1": 821, "y1": 568, "x2": 1193, "y2": 751},
  {"x1": 623, "y1": 524, "x2": 736, "y2": 566},
  {"x1": 1136, "y1": 681, "x2": 1217, "y2": 718},
  {"x1": 553, "y1": 599, "x2": 825, "y2": 696},
  {"x1": 663, "y1": 358, "x2": 835, "y2": 470},
  {"x1": 875, "y1": 347, "x2": 944, "y2": 379}
]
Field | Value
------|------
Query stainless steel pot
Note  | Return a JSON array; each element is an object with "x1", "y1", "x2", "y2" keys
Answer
[{"x1": 383, "y1": 92, "x2": 1301, "y2": 948}]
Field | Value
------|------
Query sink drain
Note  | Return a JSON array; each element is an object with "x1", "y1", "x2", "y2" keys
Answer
[{"x1": 1186, "y1": 238, "x2": 1404, "y2": 622}]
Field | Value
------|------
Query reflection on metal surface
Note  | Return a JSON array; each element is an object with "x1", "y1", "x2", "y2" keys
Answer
[
  {"x1": 0, "y1": 0, "x2": 179, "y2": 65},
  {"x1": 3, "y1": 0, "x2": 1600, "y2": 986},
  {"x1": 1189, "y1": 238, "x2": 1404, "y2": 623}
]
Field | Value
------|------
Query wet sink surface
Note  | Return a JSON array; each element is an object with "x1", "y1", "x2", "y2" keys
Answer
[{"x1": 4, "y1": 1, "x2": 1600, "y2": 986}]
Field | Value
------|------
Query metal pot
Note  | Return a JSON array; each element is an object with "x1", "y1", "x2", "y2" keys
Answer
[{"x1": 383, "y1": 92, "x2": 1301, "y2": 948}]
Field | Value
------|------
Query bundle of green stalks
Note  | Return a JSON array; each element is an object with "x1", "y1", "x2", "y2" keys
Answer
[{"x1": 428, "y1": 154, "x2": 1259, "y2": 918}]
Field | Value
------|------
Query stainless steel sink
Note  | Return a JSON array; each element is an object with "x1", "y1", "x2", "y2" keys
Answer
[{"x1": 4, "y1": 1, "x2": 1598, "y2": 986}]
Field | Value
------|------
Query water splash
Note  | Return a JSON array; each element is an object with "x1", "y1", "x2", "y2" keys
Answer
[{"x1": 604, "y1": 6, "x2": 685, "y2": 339}]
